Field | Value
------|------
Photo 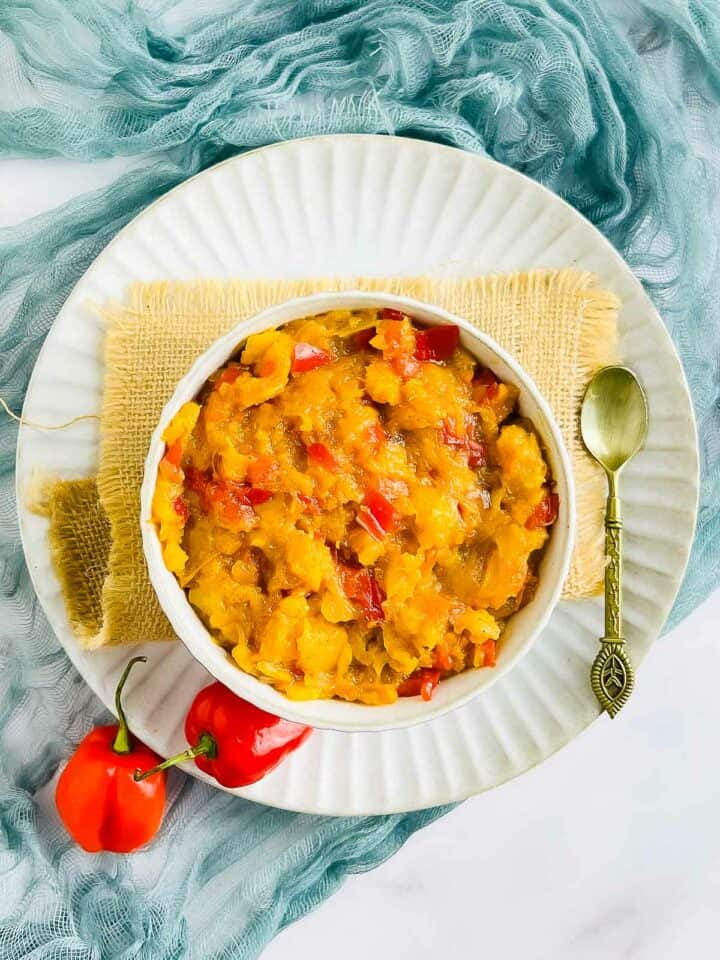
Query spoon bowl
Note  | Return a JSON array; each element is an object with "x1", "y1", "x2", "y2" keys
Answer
[{"x1": 581, "y1": 366, "x2": 648, "y2": 475}]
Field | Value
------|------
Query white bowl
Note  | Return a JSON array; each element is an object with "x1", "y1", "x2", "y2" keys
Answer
[{"x1": 141, "y1": 291, "x2": 575, "y2": 732}]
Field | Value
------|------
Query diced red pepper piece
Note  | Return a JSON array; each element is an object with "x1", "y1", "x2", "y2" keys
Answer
[
  {"x1": 482, "y1": 639, "x2": 497, "y2": 668},
  {"x1": 361, "y1": 569, "x2": 386, "y2": 622},
  {"x1": 362, "y1": 489, "x2": 397, "y2": 536},
  {"x1": 222, "y1": 481, "x2": 271, "y2": 508},
  {"x1": 466, "y1": 438, "x2": 487, "y2": 468},
  {"x1": 379, "y1": 318, "x2": 421, "y2": 379},
  {"x1": 306, "y1": 442, "x2": 338, "y2": 471},
  {"x1": 433, "y1": 643, "x2": 452, "y2": 672},
  {"x1": 185, "y1": 468, "x2": 269, "y2": 517},
  {"x1": 414, "y1": 325, "x2": 460, "y2": 362},
  {"x1": 398, "y1": 668, "x2": 441, "y2": 701},
  {"x1": 473, "y1": 367, "x2": 497, "y2": 388},
  {"x1": 473, "y1": 367, "x2": 501, "y2": 404},
  {"x1": 397, "y1": 675, "x2": 422, "y2": 697},
  {"x1": 357, "y1": 507, "x2": 386, "y2": 541},
  {"x1": 440, "y1": 419, "x2": 466, "y2": 449},
  {"x1": 184, "y1": 466, "x2": 208, "y2": 494},
  {"x1": 244, "y1": 487, "x2": 272, "y2": 506},
  {"x1": 354, "y1": 327, "x2": 376, "y2": 350},
  {"x1": 440, "y1": 420, "x2": 486, "y2": 469},
  {"x1": 526, "y1": 492, "x2": 559, "y2": 530},
  {"x1": 204, "y1": 479, "x2": 232, "y2": 506},
  {"x1": 297, "y1": 493, "x2": 321, "y2": 514},
  {"x1": 173, "y1": 496, "x2": 190, "y2": 522},
  {"x1": 382, "y1": 320, "x2": 405, "y2": 351},
  {"x1": 382, "y1": 307, "x2": 405, "y2": 322},
  {"x1": 340, "y1": 565, "x2": 386, "y2": 622},
  {"x1": 217, "y1": 493, "x2": 256, "y2": 527},
  {"x1": 484, "y1": 381, "x2": 499, "y2": 402},
  {"x1": 215, "y1": 364, "x2": 244, "y2": 388},
  {"x1": 247, "y1": 455, "x2": 275, "y2": 486},
  {"x1": 420, "y1": 670, "x2": 440, "y2": 701},
  {"x1": 292, "y1": 342, "x2": 331, "y2": 374},
  {"x1": 164, "y1": 440, "x2": 183, "y2": 466}
]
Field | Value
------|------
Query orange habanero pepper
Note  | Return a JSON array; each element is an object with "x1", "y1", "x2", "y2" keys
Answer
[{"x1": 55, "y1": 657, "x2": 166, "y2": 853}]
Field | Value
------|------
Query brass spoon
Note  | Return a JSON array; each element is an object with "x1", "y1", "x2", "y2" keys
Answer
[{"x1": 580, "y1": 366, "x2": 649, "y2": 718}]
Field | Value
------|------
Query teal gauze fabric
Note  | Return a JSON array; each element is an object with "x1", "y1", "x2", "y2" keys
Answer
[{"x1": 1, "y1": 2, "x2": 719, "y2": 957}]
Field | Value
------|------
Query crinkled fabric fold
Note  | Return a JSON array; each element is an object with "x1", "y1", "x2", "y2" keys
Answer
[{"x1": 0, "y1": 1, "x2": 718, "y2": 957}]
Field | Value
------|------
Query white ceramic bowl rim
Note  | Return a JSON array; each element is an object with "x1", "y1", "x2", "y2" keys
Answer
[{"x1": 141, "y1": 291, "x2": 575, "y2": 732}]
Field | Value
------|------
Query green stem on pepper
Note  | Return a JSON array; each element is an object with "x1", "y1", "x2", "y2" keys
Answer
[
  {"x1": 111, "y1": 656, "x2": 147, "y2": 755},
  {"x1": 133, "y1": 732, "x2": 217, "y2": 781}
]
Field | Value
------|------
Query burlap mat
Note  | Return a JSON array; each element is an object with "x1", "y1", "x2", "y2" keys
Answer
[{"x1": 38, "y1": 271, "x2": 618, "y2": 647}]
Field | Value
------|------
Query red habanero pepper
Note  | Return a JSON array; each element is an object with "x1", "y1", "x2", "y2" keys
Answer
[
  {"x1": 135, "y1": 683, "x2": 312, "y2": 788},
  {"x1": 414, "y1": 325, "x2": 460, "y2": 362},
  {"x1": 55, "y1": 657, "x2": 166, "y2": 853},
  {"x1": 382, "y1": 307, "x2": 406, "y2": 322},
  {"x1": 292, "y1": 342, "x2": 331, "y2": 374}
]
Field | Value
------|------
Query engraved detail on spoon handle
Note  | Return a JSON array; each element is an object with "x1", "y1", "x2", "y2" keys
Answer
[
  {"x1": 591, "y1": 642, "x2": 634, "y2": 718},
  {"x1": 591, "y1": 493, "x2": 634, "y2": 718},
  {"x1": 604, "y1": 495, "x2": 622, "y2": 638}
]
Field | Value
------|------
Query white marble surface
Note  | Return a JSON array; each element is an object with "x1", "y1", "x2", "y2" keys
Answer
[
  {"x1": 267, "y1": 591, "x2": 720, "y2": 960},
  {"x1": 3, "y1": 157, "x2": 718, "y2": 960}
]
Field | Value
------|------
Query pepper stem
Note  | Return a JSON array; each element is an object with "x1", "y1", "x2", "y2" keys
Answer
[
  {"x1": 133, "y1": 732, "x2": 217, "y2": 782},
  {"x1": 111, "y1": 656, "x2": 147, "y2": 755}
]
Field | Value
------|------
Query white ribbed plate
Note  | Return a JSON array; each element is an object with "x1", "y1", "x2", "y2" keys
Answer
[{"x1": 16, "y1": 136, "x2": 698, "y2": 815}]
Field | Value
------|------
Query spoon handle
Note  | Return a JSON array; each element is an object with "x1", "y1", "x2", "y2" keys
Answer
[{"x1": 591, "y1": 488, "x2": 634, "y2": 717}]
